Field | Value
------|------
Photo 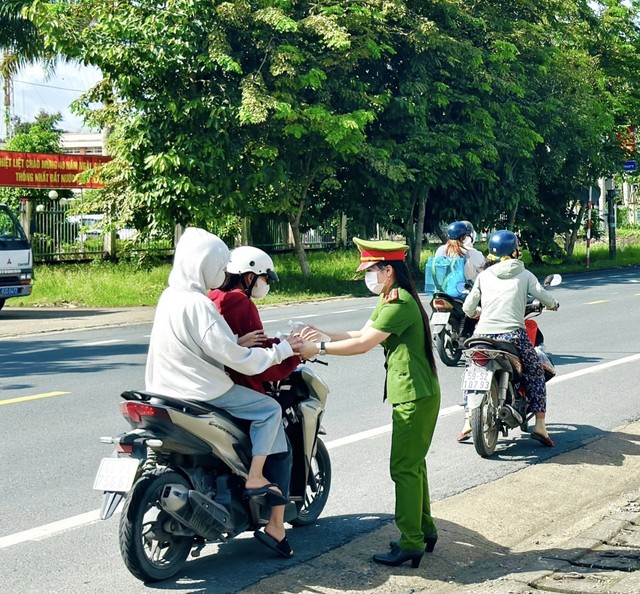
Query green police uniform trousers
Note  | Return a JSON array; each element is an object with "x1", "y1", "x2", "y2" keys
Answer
[{"x1": 391, "y1": 393, "x2": 441, "y2": 551}]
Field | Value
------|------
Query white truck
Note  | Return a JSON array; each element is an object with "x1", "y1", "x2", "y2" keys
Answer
[{"x1": 0, "y1": 203, "x2": 33, "y2": 311}]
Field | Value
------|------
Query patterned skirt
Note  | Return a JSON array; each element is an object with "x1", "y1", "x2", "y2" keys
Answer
[{"x1": 474, "y1": 327, "x2": 547, "y2": 413}]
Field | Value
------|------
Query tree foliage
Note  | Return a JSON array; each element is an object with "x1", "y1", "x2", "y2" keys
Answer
[{"x1": 24, "y1": 0, "x2": 640, "y2": 272}]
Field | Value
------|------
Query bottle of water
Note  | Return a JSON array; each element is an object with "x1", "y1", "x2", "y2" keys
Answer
[
  {"x1": 288, "y1": 320, "x2": 307, "y2": 334},
  {"x1": 287, "y1": 320, "x2": 331, "y2": 342}
]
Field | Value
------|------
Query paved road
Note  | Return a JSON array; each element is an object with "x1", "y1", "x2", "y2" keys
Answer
[{"x1": 1, "y1": 267, "x2": 640, "y2": 593}]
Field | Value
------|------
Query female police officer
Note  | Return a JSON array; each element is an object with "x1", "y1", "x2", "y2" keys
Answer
[{"x1": 299, "y1": 238, "x2": 441, "y2": 568}]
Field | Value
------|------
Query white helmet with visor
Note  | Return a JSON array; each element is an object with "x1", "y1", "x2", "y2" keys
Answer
[{"x1": 227, "y1": 246, "x2": 279, "y2": 281}]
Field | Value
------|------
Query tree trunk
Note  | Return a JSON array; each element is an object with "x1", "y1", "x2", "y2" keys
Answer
[
  {"x1": 403, "y1": 194, "x2": 420, "y2": 274},
  {"x1": 339, "y1": 212, "x2": 348, "y2": 248},
  {"x1": 412, "y1": 191, "x2": 427, "y2": 270},
  {"x1": 288, "y1": 202, "x2": 310, "y2": 278},
  {"x1": 508, "y1": 196, "x2": 519, "y2": 229},
  {"x1": 565, "y1": 199, "x2": 586, "y2": 260}
]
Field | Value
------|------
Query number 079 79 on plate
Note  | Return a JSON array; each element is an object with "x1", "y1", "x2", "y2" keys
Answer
[{"x1": 461, "y1": 368, "x2": 493, "y2": 391}]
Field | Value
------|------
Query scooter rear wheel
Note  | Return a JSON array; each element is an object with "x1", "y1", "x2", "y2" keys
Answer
[
  {"x1": 435, "y1": 326, "x2": 462, "y2": 366},
  {"x1": 471, "y1": 380, "x2": 499, "y2": 458},
  {"x1": 119, "y1": 469, "x2": 193, "y2": 583}
]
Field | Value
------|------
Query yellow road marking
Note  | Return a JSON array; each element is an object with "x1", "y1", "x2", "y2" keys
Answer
[
  {"x1": 0, "y1": 391, "x2": 69, "y2": 406},
  {"x1": 585, "y1": 300, "x2": 609, "y2": 305}
]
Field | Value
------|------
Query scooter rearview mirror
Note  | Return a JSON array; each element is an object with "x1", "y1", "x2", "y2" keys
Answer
[{"x1": 543, "y1": 274, "x2": 562, "y2": 287}]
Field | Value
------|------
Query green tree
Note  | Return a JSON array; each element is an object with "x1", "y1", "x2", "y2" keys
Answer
[
  {"x1": 32, "y1": 1, "x2": 399, "y2": 275},
  {"x1": 0, "y1": 110, "x2": 69, "y2": 210}
]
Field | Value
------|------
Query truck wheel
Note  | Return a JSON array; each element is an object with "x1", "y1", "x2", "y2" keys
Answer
[{"x1": 0, "y1": 299, "x2": 5, "y2": 311}]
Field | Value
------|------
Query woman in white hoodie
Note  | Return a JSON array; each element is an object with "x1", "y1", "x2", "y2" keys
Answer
[
  {"x1": 462, "y1": 230, "x2": 559, "y2": 446},
  {"x1": 145, "y1": 227, "x2": 302, "y2": 556}
]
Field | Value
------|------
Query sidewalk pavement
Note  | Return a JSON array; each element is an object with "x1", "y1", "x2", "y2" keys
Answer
[
  {"x1": 0, "y1": 305, "x2": 156, "y2": 339},
  {"x1": 243, "y1": 422, "x2": 640, "y2": 594},
  {"x1": 3, "y1": 306, "x2": 640, "y2": 593}
]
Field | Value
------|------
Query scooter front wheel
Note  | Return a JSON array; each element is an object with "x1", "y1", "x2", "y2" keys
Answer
[
  {"x1": 435, "y1": 326, "x2": 462, "y2": 366},
  {"x1": 471, "y1": 380, "x2": 499, "y2": 458},
  {"x1": 291, "y1": 439, "x2": 331, "y2": 527}
]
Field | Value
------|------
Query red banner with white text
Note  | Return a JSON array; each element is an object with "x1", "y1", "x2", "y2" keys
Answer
[{"x1": 0, "y1": 151, "x2": 111, "y2": 189}]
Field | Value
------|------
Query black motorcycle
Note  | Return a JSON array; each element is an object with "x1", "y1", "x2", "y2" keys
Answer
[{"x1": 429, "y1": 292, "x2": 475, "y2": 366}]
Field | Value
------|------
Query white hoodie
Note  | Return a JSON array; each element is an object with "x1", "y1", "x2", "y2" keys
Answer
[
  {"x1": 145, "y1": 228, "x2": 293, "y2": 400},
  {"x1": 462, "y1": 259, "x2": 558, "y2": 334}
]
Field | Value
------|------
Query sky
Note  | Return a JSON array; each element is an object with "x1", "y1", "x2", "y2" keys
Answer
[{"x1": 5, "y1": 61, "x2": 102, "y2": 135}]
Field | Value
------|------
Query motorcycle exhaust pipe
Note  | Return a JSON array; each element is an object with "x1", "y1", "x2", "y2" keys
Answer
[
  {"x1": 161, "y1": 484, "x2": 190, "y2": 512},
  {"x1": 498, "y1": 404, "x2": 523, "y2": 429},
  {"x1": 160, "y1": 484, "x2": 234, "y2": 539}
]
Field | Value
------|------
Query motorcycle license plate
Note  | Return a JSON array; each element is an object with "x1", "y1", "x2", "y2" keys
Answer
[
  {"x1": 431, "y1": 312, "x2": 450, "y2": 326},
  {"x1": 93, "y1": 457, "x2": 140, "y2": 492},
  {"x1": 461, "y1": 368, "x2": 493, "y2": 392}
]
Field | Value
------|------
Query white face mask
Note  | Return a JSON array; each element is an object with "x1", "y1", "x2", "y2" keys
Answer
[
  {"x1": 251, "y1": 276, "x2": 270, "y2": 299},
  {"x1": 463, "y1": 236, "x2": 473, "y2": 249},
  {"x1": 365, "y1": 270, "x2": 385, "y2": 295}
]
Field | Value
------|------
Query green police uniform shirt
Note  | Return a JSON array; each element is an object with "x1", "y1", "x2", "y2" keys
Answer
[{"x1": 371, "y1": 286, "x2": 440, "y2": 405}]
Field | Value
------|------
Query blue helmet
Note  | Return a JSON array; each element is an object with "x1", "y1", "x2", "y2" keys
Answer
[
  {"x1": 488, "y1": 230, "x2": 519, "y2": 258},
  {"x1": 446, "y1": 221, "x2": 470, "y2": 240},
  {"x1": 460, "y1": 220, "x2": 476, "y2": 243}
]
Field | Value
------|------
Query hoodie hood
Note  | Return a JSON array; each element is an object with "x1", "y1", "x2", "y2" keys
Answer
[
  {"x1": 487, "y1": 258, "x2": 525, "y2": 279},
  {"x1": 168, "y1": 227, "x2": 230, "y2": 294}
]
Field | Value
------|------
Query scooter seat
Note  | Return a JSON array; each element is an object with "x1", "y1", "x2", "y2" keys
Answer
[
  {"x1": 432, "y1": 292, "x2": 465, "y2": 305},
  {"x1": 121, "y1": 389, "x2": 250, "y2": 429},
  {"x1": 463, "y1": 336, "x2": 520, "y2": 358}
]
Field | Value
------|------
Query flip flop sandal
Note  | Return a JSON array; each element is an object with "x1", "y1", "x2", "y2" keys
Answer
[
  {"x1": 530, "y1": 432, "x2": 555, "y2": 447},
  {"x1": 254, "y1": 530, "x2": 293, "y2": 558},
  {"x1": 456, "y1": 429, "x2": 472, "y2": 443},
  {"x1": 243, "y1": 482, "x2": 288, "y2": 506}
]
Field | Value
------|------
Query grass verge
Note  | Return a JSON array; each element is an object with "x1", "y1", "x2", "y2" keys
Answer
[{"x1": 7, "y1": 240, "x2": 640, "y2": 309}]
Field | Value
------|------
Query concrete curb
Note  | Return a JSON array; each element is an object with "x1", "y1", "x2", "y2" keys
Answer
[{"x1": 236, "y1": 422, "x2": 640, "y2": 594}]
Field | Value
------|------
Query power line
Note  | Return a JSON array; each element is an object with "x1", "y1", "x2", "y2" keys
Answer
[{"x1": 14, "y1": 79, "x2": 88, "y2": 92}]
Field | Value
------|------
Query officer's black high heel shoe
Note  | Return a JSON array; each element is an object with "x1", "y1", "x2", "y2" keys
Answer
[
  {"x1": 389, "y1": 533, "x2": 438, "y2": 553},
  {"x1": 373, "y1": 544, "x2": 423, "y2": 568},
  {"x1": 424, "y1": 533, "x2": 438, "y2": 553}
]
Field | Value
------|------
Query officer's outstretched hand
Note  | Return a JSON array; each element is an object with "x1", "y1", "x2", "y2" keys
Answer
[{"x1": 292, "y1": 338, "x2": 321, "y2": 361}]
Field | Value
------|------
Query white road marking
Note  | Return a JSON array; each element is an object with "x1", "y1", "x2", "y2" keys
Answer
[
  {"x1": 0, "y1": 510, "x2": 101, "y2": 550},
  {"x1": 324, "y1": 405, "x2": 462, "y2": 450},
  {"x1": 548, "y1": 353, "x2": 640, "y2": 385},
  {"x1": 10, "y1": 347, "x2": 57, "y2": 355},
  {"x1": 4, "y1": 355, "x2": 636, "y2": 550},
  {"x1": 84, "y1": 339, "x2": 124, "y2": 346}
]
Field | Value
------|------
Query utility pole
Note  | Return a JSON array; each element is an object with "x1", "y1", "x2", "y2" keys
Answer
[{"x1": 1, "y1": 53, "x2": 14, "y2": 140}]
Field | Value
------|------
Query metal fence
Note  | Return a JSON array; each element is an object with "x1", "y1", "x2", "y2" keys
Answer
[
  {"x1": 29, "y1": 208, "x2": 339, "y2": 263},
  {"x1": 31, "y1": 206, "x2": 174, "y2": 262}
]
